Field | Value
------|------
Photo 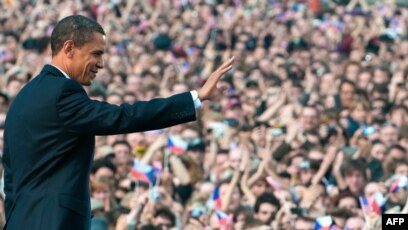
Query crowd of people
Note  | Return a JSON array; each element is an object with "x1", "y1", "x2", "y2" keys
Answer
[{"x1": 1, "y1": 0, "x2": 408, "y2": 229}]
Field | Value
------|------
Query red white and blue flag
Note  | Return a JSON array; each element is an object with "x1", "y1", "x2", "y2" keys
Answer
[
  {"x1": 314, "y1": 216, "x2": 333, "y2": 230},
  {"x1": 390, "y1": 176, "x2": 408, "y2": 193},
  {"x1": 215, "y1": 210, "x2": 233, "y2": 230},
  {"x1": 166, "y1": 136, "x2": 188, "y2": 155},
  {"x1": 314, "y1": 216, "x2": 342, "y2": 230},
  {"x1": 359, "y1": 192, "x2": 386, "y2": 215},
  {"x1": 212, "y1": 186, "x2": 222, "y2": 210},
  {"x1": 130, "y1": 160, "x2": 157, "y2": 183}
]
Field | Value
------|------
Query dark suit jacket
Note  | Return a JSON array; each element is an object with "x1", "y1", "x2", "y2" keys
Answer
[{"x1": 2, "y1": 65, "x2": 196, "y2": 230}]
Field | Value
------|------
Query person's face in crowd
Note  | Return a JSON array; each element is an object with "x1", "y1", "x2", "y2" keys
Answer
[
  {"x1": 258, "y1": 59, "x2": 271, "y2": 74},
  {"x1": 287, "y1": 155, "x2": 304, "y2": 175},
  {"x1": 395, "y1": 163, "x2": 408, "y2": 176},
  {"x1": 229, "y1": 148, "x2": 242, "y2": 170},
  {"x1": 298, "y1": 50, "x2": 312, "y2": 68},
  {"x1": 251, "y1": 123, "x2": 267, "y2": 147},
  {"x1": 344, "y1": 170, "x2": 365, "y2": 194},
  {"x1": 215, "y1": 153, "x2": 229, "y2": 175},
  {"x1": 380, "y1": 125, "x2": 399, "y2": 147},
  {"x1": 320, "y1": 73, "x2": 336, "y2": 96},
  {"x1": 395, "y1": 88, "x2": 408, "y2": 105},
  {"x1": 299, "y1": 168, "x2": 315, "y2": 185},
  {"x1": 338, "y1": 196, "x2": 358, "y2": 213},
  {"x1": 389, "y1": 147, "x2": 406, "y2": 161},
  {"x1": 345, "y1": 64, "x2": 360, "y2": 82},
  {"x1": 364, "y1": 182, "x2": 382, "y2": 198},
  {"x1": 116, "y1": 158, "x2": 131, "y2": 178},
  {"x1": 113, "y1": 143, "x2": 131, "y2": 160},
  {"x1": 300, "y1": 107, "x2": 319, "y2": 131},
  {"x1": 254, "y1": 47, "x2": 267, "y2": 61},
  {"x1": 125, "y1": 133, "x2": 145, "y2": 153},
  {"x1": 400, "y1": 40, "x2": 408, "y2": 57},
  {"x1": 294, "y1": 218, "x2": 314, "y2": 230},
  {"x1": 96, "y1": 68, "x2": 111, "y2": 86},
  {"x1": 243, "y1": 88, "x2": 261, "y2": 107},
  {"x1": 340, "y1": 82, "x2": 355, "y2": 107},
  {"x1": 350, "y1": 104, "x2": 368, "y2": 123},
  {"x1": 92, "y1": 186, "x2": 110, "y2": 204},
  {"x1": 106, "y1": 94, "x2": 123, "y2": 105},
  {"x1": 94, "y1": 167, "x2": 115, "y2": 182},
  {"x1": 232, "y1": 71, "x2": 246, "y2": 91},
  {"x1": 181, "y1": 128, "x2": 199, "y2": 142},
  {"x1": 153, "y1": 215, "x2": 173, "y2": 230},
  {"x1": 187, "y1": 149, "x2": 204, "y2": 165},
  {"x1": 255, "y1": 202, "x2": 278, "y2": 224},
  {"x1": 307, "y1": 92, "x2": 320, "y2": 106},
  {"x1": 126, "y1": 75, "x2": 143, "y2": 96},
  {"x1": 400, "y1": 136, "x2": 408, "y2": 154},
  {"x1": 373, "y1": 68, "x2": 389, "y2": 85},
  {"x1": 69, "y1": 32, "x2": 105, "y2": 86},
  {"x1": 357, "y1": 71, "x2": 372, "y2": 90},
  {"x1": 182, "y1": 28, "x2": 195, "y2": 46},
  {"x1": 250, "y1": 180, "x2": 267, "y2": 197},
  {"x1": 390, "y1": 108, "x2": 407, "y2": 127},
  {"x1": 7, "y1": 79, "x2": 23, "y2": 98},
  {"x1": 344, "y1": 217, "x2": 365, "y2": 230},
  {"x1": 371, "y1": 89, "x2": 388, "y2": 101},
  {"x1": 371, "y1": 143, "x2": 386, "y2": 161},
  {"x1": 370, "y1": 99, "x2": 386, "y2": 119}
]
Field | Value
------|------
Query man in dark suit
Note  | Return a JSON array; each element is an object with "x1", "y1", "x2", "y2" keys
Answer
[{"x1": 2, "y1": 15, "x2": 234, "y2": 230}]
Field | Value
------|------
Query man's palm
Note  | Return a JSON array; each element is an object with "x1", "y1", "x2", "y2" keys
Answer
[{"x1": 198, "y1": 57, "x2": 235, "y2": 101}]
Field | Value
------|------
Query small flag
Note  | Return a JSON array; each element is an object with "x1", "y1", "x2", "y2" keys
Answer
[
  {"x1": 359, "y1": 196, "x2": 371, "y2": 213},
  {"x1": 371, "y1": 192, "x2": 386, "y2": 214},
  {"x1": 359, "y1": 192, "x2": 386, "y2": 215},
  {"x1": 216, "y1": 210, "x2": 233, "y2": 228},
  {"x1": 152, "y1": 161, "x2": 163, "y2": 171},
  {"x1": 130, "y1": 160, "x2": 156, "y2": 183},
  {"x1": 390, "y1": 176, "x2": 408, "y2": 193},
  {"x1": 166, "y1": 136, "x2": 188, "y2": 155},
  {"x1": 212, "y1": 186, "x2": 222, "y2": 210},
  {"x1": 314, "y1": 216, "x2": 333, "y2": 230}
]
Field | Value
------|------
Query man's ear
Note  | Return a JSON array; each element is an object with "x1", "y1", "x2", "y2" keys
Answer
[{"x1": 62, "y1": 40, "x2": 75, "y2": 58}]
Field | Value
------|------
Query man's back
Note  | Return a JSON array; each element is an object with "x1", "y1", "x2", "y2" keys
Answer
[{"x1": 3, "y1": 66, "x2": 94, "y2": 229}]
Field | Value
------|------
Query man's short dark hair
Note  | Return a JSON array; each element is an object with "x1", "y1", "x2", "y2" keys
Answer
[
  {"x1": 254, "y1": 192, "x2": 280, "y2": 213},
  {"x1": 154, "y1": 207, "x2": 176, "y2": 227},
  {"x1": 51, "y1": 15, "x2": 105, "y2": 56}
]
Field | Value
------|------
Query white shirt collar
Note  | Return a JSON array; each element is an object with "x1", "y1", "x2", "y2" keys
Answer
[{"x1": 51, "y1": 64, "x2": 71, "y2": 79}]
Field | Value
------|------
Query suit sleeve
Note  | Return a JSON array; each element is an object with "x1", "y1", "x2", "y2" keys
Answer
[{"x1": 56, "y1": 80, "x2": 196, "y2": 135}]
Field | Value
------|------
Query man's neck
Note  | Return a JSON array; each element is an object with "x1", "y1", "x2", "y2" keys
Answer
[{"x1": 51, "y1": 57, "x2": 71, "y2": 79}]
